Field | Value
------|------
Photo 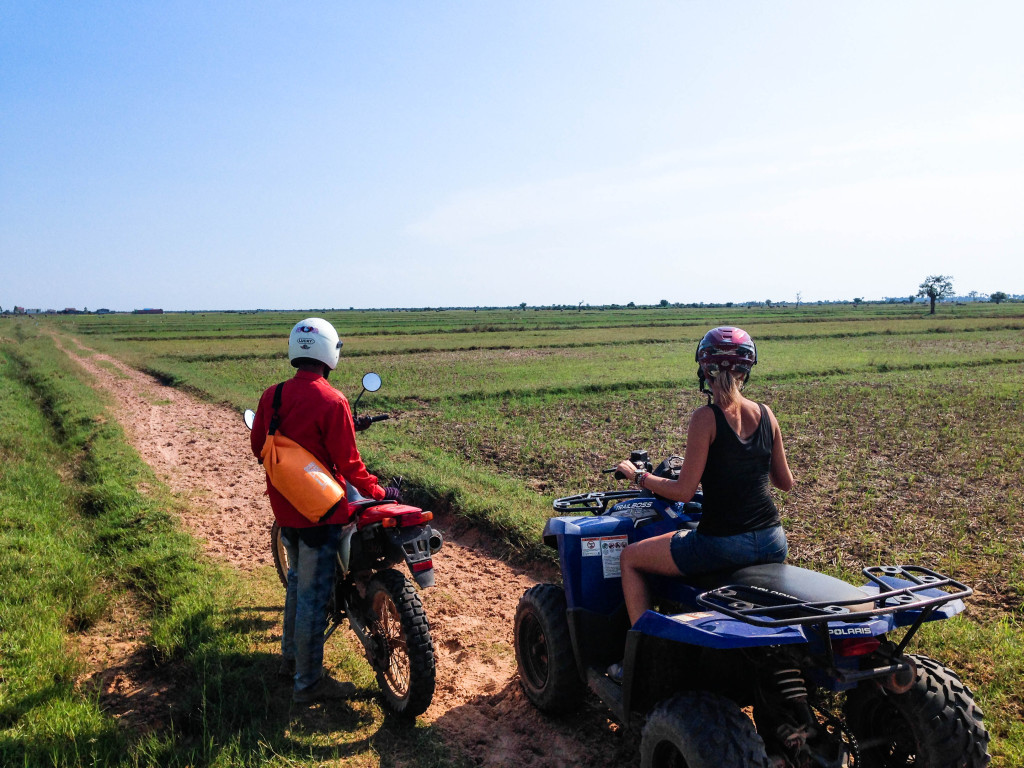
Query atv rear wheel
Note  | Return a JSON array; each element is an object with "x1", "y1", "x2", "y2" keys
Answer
[
  {"x1": 844, "y1": 653, "x2": 990, "y2": 768},
  {"x1": 513, "y1": 583, "x2": 585, "y2": 713},
  {"x1": 364, "y1": 569, "x2": 436, "y2": 718},
  {"x1": 641, "y1": 691, "x2": 770, "y2": 768}
]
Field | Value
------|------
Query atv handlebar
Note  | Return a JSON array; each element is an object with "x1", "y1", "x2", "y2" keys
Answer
[{"x1": 603, "y1": 449, "x2": 654, "y2": 480}]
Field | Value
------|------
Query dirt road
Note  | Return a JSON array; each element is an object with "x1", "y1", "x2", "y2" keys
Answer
[{"x1": 59, "y1": 338, "x2": 636, "y2": 768}]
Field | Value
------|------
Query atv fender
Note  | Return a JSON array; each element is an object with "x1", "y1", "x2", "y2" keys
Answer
[{"x1": 631, "y1": 609, "x2": 809, "y2": 649}]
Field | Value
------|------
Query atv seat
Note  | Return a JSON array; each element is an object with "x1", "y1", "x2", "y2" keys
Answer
[{"x1": 692, "y1": 563, "x2": 870, "y2": 606}]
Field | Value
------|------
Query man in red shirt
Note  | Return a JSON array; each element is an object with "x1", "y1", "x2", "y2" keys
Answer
[{"x1": 250, "y1": 317, "x2": 394, "y2": 703}]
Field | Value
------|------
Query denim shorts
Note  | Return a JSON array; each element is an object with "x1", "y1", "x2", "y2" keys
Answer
[{"x1": 669, "y1": 525, "x2": 788, "y2": 576}]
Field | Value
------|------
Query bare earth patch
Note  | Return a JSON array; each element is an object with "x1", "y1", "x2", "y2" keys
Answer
[{"x1": 58, "y1": 336, "x2": 636, "y2": 768}]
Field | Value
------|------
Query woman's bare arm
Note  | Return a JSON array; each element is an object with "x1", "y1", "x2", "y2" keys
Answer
[{"x1": 765, "y1": 405, "x2": 794, "y2": 491}]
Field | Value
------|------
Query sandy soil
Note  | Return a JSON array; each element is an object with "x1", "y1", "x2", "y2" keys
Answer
[{"x1": 58, "y1": 337, "x2": 637, "y2": 768}]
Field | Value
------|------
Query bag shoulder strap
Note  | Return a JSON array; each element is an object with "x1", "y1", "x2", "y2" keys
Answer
[{"x1": 268, "y1": 382, "x2": 286, "y2": 435}]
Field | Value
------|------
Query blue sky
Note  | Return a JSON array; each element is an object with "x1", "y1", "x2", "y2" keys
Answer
[{"x1": 2, "y1": 2, "x2": 1022, "y2": 311}]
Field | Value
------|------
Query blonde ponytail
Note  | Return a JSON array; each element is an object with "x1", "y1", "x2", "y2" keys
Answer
[{"x1": 711, "y1": 369, "x2": 743, "y2": 406}]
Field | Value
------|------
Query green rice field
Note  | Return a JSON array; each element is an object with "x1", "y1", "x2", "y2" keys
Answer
[{"x1": 4, "y1": 301, "x2": 1023, "y2": 764}]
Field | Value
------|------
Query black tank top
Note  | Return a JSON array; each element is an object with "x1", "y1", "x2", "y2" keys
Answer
[{"x1": 697, "y1": 403, "x2": 780, "y2": 537}]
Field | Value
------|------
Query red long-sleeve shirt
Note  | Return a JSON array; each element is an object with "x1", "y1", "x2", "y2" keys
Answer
[{"x1": 250, "y1": 370, "x2": 385, "y2": 527}]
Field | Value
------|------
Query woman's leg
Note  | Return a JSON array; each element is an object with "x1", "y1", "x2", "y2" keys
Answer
[{"x1": 620, "y1": 532, "x2": 683, "y2": 626}]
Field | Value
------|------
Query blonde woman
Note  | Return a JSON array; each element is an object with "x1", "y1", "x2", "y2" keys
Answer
[{"x1": 613, "y1": 327, "x2": 794, "y2": 629}]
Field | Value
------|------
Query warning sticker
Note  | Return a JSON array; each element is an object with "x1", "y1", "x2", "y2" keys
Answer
[
  {"x1": 581, "y1": 537, "x2": 603, "y2": 557},
  {"x1": 600, "y1": 535, "x2": 629, "y2": 578}
]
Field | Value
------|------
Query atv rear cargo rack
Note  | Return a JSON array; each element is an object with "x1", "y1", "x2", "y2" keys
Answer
[{"x1": 697, "y1": 565, "x2": 971, "y2": 631}]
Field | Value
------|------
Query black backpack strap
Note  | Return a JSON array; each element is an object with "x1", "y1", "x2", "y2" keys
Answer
[{"x1": 268, "y1": 382, "x2": 285, "y2": 435}]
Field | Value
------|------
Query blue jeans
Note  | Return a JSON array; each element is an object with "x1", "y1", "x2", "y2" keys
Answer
[
  {"x1": 669, "y1": 525, "x2": 788, "y2": 576},
  {"x1": 280, "y1": 525, "x2": 344, "y2": 692}
]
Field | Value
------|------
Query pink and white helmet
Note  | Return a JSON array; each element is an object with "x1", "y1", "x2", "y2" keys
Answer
[{"x1": 695, "y1": 326, "x2": 757, "y2": 386}]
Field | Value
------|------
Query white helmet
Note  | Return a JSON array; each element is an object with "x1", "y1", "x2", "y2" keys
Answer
[{"x1": 288, "y1": 318, "x2": 342, "y2": 370}]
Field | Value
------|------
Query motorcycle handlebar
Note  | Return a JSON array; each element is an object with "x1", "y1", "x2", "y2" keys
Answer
[{"x1": 369, "y1": 414, "x2": 390, "y2": 423}]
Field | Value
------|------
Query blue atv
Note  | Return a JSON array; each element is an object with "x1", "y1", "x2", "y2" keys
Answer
[{"x1": 513, "y1": 451, "x2": 990, "y2": 768}]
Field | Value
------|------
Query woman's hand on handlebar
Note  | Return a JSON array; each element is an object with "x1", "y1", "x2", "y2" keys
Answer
[{"x1": 614, "y1": 460, "x2": 640, "y2": 482}]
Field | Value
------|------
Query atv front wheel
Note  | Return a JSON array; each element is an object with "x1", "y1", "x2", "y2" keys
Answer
[
  {"x1": 364, "y1": 569, "x2": 436, "y2": 717},
  {"x1": 641, "y1": 691, "x2": 770, "y2": 768},
  {"x1": 513, "y1": 583, "x2": 585, "y2": 713},
  {"x1": 844, "y1": 653, "x2": 990, "y2": 768}
]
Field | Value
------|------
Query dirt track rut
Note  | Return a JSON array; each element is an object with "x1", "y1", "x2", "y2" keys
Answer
[{"x1": 59, "y1": 337, "x2": 637, "y2": 768}]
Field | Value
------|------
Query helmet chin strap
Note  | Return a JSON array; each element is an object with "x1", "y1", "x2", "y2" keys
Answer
[{"x1": 698, "y1": 369, "x2": 713, "y2": 404}]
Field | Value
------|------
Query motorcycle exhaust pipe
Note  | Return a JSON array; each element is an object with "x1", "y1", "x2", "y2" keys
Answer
[{"x1": 428, "y1": 530, "x2": 444, "y2": 554}]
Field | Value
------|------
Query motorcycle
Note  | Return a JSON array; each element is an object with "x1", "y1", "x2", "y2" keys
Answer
[
  {"x1": 513, "y1": 450, "x2": 990, "y2": 767},
  {"x1": 245, "y1": 372, "x2": 443, "y2": 717}
]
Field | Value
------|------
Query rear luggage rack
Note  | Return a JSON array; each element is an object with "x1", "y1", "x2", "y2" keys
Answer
[{"x1": 697, "y1": 565, "x2": 972, "y2": 628}]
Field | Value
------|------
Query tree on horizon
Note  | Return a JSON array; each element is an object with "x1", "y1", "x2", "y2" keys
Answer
[{"x1": 917, "y1": 275, "x2": 954, "y2": 314}]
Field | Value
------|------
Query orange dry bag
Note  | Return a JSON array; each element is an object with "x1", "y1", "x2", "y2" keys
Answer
[{"x1": 260, "y1": 383, "x2": 345, "y2": 523}]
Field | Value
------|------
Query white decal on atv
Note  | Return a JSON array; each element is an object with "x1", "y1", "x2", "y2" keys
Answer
[
  {"x1": 614, "y1": 501, "x2": 657, "y2": 520},
  {"x1": 581, "y1": 537, "x2": 603, "y2": 556},
  {"x1": 600, "y1": 535, "x2": 628, "y2": 578},
  {"x1": 676, "y1": 612, "x2": 716, "y2": 622},
  {"x1": 616, "y1": 511, "x2": 657, "y2": 522},
  {"x1": 828, "y1": 626, "x2": 873, "y2": 637},
  {"x1": 743, "y1": 585, "x2": 800, "y2": 601}
]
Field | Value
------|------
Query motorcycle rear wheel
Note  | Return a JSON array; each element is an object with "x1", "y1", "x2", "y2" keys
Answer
[
  {"x1": 271, "y1": 521, "x2": 289, "y2": 587},
  {"x1": 364, "y1": 568, "x2": 436, "y2": 717},
  {"x1": 844, "y1": 653, "x2": 990, "y2": 768}
]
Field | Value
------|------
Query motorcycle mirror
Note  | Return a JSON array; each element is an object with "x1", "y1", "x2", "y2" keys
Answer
[
  {"x1": 243, "y1": 409, "x2": 256, "y2": 430},
  {"x1": 353, "y1": 372, "x2": 382, "y2": 414}
]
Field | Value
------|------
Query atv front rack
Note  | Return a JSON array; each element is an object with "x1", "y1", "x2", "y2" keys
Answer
[
  {"x1": 697, "y1": 565, "x2": 971, "y2": 630},
  {"x1": 552, "y1": 490, "x2": 641, "y2": 514}
]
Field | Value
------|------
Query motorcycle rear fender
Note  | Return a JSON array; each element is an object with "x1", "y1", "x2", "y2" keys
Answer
[{"x1": 392, "y1": 524, "x2": 438, "y2": 588}]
